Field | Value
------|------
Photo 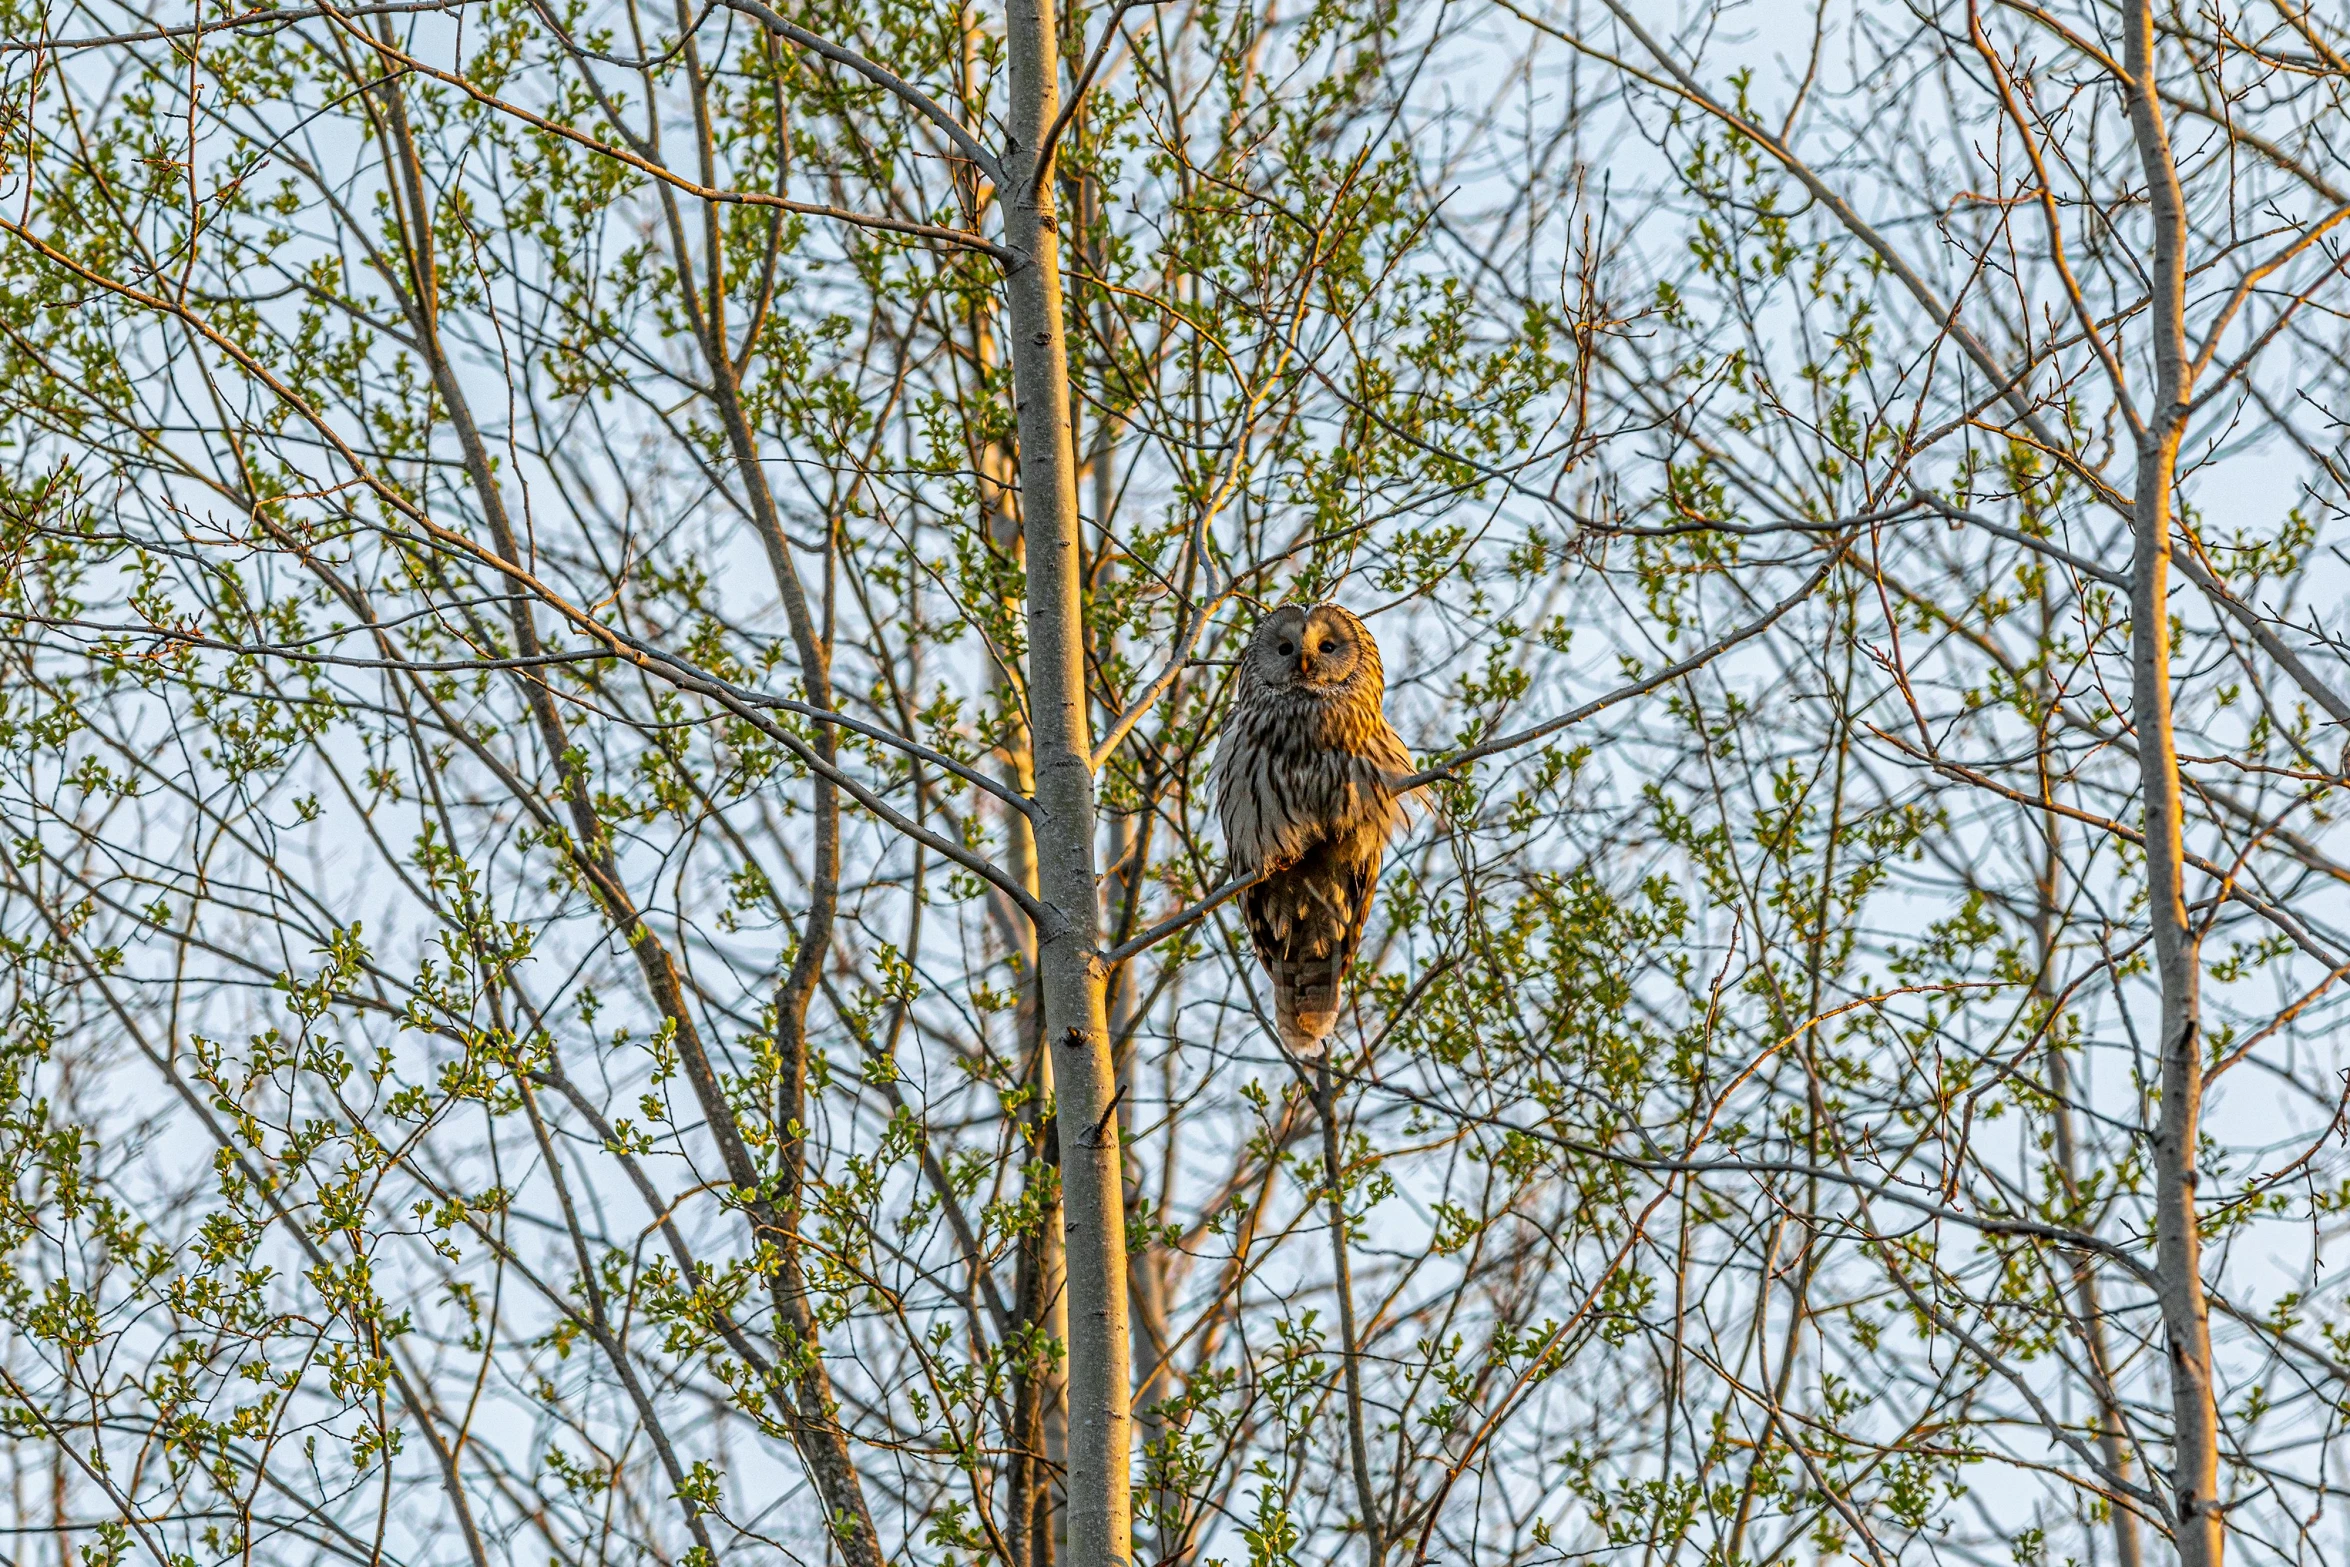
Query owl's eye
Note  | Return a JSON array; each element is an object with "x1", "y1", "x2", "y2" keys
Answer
[{"x1": 1277, "y1": 640, "x2": 1296, "y2": 656}]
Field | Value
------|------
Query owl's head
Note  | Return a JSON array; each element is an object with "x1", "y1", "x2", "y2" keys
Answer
[{"x1": 1242, "y1": 603, "x2": 1381, "y2": 698}]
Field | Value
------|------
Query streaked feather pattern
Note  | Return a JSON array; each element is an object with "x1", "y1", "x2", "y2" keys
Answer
[{"x1": 1213, "y1": 604, "x2": 1413, "y2": 1053}]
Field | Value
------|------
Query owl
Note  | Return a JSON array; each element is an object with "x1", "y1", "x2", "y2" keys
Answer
[{"x1": 1214, "y1": 603, "x2": 1415, "y2": 1055}]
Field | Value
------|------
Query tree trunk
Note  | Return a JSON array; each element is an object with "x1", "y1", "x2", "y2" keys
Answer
[
  {"x1": 2120, "y1": 4, "x2": 2220, "y2": 1561},
  {"x1": 2038, "y1": 806, "x2": 2144, "y2": 1567},
  {"x1": 1000, "y1": 3, "x2": 1132, "y2": 1567}
]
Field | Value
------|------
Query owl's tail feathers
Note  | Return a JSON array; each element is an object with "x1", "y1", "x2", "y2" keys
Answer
[{"x1": 1270, "y1": 951, "x2": 1347, "y2": 1055}]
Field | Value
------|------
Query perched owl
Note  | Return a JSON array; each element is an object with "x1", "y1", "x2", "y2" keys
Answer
[{"x1": 1214, "y1": 604, "x2": 1414, "y2": 1054}]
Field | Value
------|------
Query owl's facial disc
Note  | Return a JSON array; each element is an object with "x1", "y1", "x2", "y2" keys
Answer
[{"x1": 1248, "y1": 605, "x2": 1366, "y2": 693}]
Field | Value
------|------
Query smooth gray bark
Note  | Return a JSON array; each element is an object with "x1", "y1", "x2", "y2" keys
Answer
[
  {"x1": 1001, "y1": 3, "x2": 1133, "y2": 1566},
  {"x1": 2121, "y1": 4, "x2": 2223, "y2": 1562}
]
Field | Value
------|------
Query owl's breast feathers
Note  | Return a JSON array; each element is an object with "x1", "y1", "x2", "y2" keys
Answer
[{"x1": 1215, "y1": 688, "x2": 1413, "y2": 876}]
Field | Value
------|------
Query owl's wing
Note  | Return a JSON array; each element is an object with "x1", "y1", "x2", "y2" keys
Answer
[
  {"x1": 1340, "y1": 721, "x2": 1418, "y2": 843},
  {"x1": 1338, "y1": 841, "x2": 1382, "y2": 968},
  {"x1": 1242, "y1": 841, "x2": 1371, "y2": 965},
  {"x1": 1212, "y1": 714, "x2": 1277, "y2": 873},
  {"x1": 1211, "y1": 730, "x2": 1252, "y2": 870},
  {"x1": 1367, "y1": 720, "x2": 1416, "y2": 797}
]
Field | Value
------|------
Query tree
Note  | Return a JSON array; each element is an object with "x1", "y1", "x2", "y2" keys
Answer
[{"x1": 2, "y1": 0, "x2": 2349, "y2": 1564}]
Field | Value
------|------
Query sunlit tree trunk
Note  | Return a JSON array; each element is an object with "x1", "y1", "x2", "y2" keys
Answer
[
  {"x1": 1001, "y1": 1, "x2": 1131, "y2": 1565},
  {"x1": 2120, "y1": 4, "x2": 2220, "y2": 1561}
]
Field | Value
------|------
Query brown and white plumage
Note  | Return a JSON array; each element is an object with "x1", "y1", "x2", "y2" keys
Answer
[{"x1": 1213, "y1": 603, "x2": 1414, "y2": 1054}]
